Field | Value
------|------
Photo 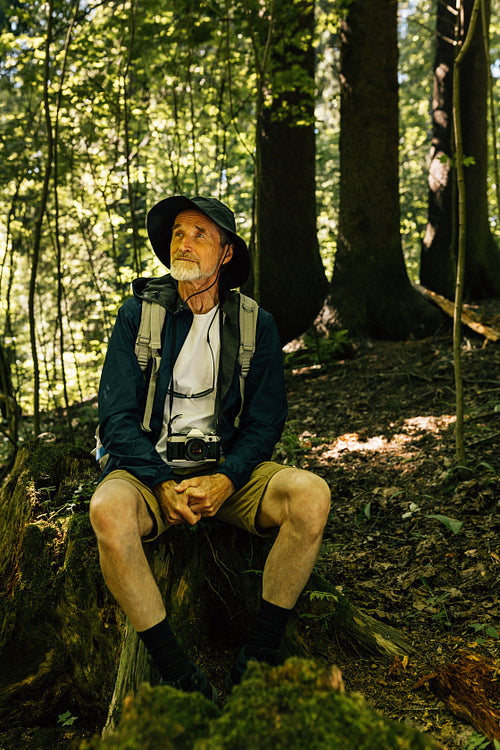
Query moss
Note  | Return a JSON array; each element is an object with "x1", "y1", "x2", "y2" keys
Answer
[
  {"x1": 80, "y1": 683, "x2": 220, "y2": 750},
  {"x1": 86, "y1": 660, "x2": 442, "y2": 750},
  {"x1": 18, "y1": 441, "x2": 99, "y2": 513},
  {"x1": 0, "y1": 522, "x2": 63, "y2": 684},
  {"x1": 202, "y1": 659, "x2": 442, "y2": 749},
  {"x1": 20, "y1": 441, "x2": 74, "y2": 488}
]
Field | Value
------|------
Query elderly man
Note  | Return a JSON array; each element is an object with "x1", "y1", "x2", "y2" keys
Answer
[{"x1": 90, "y1": 195, "x2": 331, "y2": 703}]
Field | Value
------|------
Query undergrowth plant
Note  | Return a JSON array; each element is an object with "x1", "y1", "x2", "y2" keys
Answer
[{"x1": 284, "y1": 331, "x2": 352, "y2": 369}]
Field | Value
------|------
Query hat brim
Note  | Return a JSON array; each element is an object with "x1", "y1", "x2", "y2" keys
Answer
[{"x1": 146, "y1": 196, "x2": 250, "y2": 289}]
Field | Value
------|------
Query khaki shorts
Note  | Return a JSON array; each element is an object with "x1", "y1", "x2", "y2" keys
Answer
[{"x1": 94, "y1": 462, "x2": 287, "y2": 541}]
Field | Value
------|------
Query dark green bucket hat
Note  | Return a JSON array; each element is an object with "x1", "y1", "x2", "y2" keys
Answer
[{"x1": 146, "y1": 195, "x2": 250, "y2": 289}]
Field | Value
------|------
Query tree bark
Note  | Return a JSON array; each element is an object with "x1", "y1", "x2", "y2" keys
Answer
[
  {"x1": 249, "y1": 0, "x2": 328, "y2": 345},
  {"x1": 421, "y1": 0, "x2": 500, "y2": 299},
  {"x1": 420, "y1": 0, "x2": 457, "y2": 297},
  {"x1": 331, "y1": 0, "x2": 441, "y2": 340}
]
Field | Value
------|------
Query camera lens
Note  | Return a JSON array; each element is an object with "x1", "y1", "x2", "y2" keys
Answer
[{"x1": 185, "y1": 438, "x2": 207, "y2": 461}]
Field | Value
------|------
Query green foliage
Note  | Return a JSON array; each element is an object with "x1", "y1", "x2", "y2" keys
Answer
[
  {"x1": 0, "y1": 0, "x2": 498, "y2": 429},
  {"x1": 284, "y1": 331, "x2": 352, "y2": 370},
  {"x1": 425, "y1": 513, "x2": 463, "y2": 534},
  {"x1": 58, "y1": 711, "x2": 78, "y2": 727},
  {"x1": 465, "y1": 733, "x2": 500, "y2": 750},
  {"x1": 419, "y1": 577, "x2": 452, "y2": 628},
  {"x1": 398, "y1": 0, "x2": 435, "y2": 281},
  {"x1": 470, "y1": 622, "x2": 500, "y2": 644},
  {"x1": 272, "y1": 420, "x2": 311, "y2": 466},
  {"x1": 308, "y1": 590, "x2": 338, "y2": 603},
  {"x1": 438, "y1": 153, "x2": 477, "y2": 168}
]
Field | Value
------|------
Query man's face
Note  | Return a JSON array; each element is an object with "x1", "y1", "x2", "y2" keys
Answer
[{"x1": 170, "y1": 209, "x2": 232, "y2": 282}]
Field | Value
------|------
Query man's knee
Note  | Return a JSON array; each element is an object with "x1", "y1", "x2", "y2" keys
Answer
[
  {"x1": 283, "y1": 469, "x2": 331, "y2": 536},
  {"x1": 90, "y1": 480, "x2": 147, "y2": 541}
]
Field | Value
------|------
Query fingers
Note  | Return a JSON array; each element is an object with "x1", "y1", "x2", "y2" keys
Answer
[
  {"x1": 176, "y1": 504, "x2": 201, "y2": 526},
  {"x1": 174, "y1": 478, "x2": 201, "y2": 493},
  {"x1": 163, "y1": 501, "x2": 200, "y2": 526},
  {"x1": 170, "y1": 475, "x2": 232, "y2": 518},
  {"x1": 155, "y1": 483, "x2": 201, "y2": 527}
]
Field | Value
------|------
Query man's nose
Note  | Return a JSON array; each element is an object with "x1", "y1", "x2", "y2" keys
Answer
[{"x1": 178, "y1": 235, "x2": 192, "y2": 252}]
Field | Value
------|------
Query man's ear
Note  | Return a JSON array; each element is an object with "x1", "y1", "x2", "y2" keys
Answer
[{"x1": 222, "y1": 243, "x2": 234, "y2": 264}]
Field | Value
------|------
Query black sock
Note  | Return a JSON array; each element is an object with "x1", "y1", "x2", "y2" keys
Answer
[
  {"x1": 246, "y1": 599, "x2": 292, "y2": 655},
  {"x1": 138, "y1": 616, "x2": 192, "y2": 683}
]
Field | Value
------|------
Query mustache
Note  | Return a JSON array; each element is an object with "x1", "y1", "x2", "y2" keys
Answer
[{"x1": 172, "y1": 251, "x2": 199, "y2": 262}]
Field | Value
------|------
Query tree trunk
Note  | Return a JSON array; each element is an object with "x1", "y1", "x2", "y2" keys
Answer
[
  {"x1": 421, "y1": 0, "x2": 500, "y2": 299},
  {"x1": 1, "y1": 443, "x2": 410, "y2": 746},
  {"x1": 419, "y1": 0, "x2": 457, "y2": 297},
  {"x1": 249, "y1": 0, "x2": 328, "y2": 345},
  {"x1": 331, "y1": 0, "x2": 442, "y2": 340},
  {"x1": 0, "y1": 341, "x2": 20, "y2": 474},
  {"x1": 459, "y1": 0, "x2": 500, "y2": 297}
]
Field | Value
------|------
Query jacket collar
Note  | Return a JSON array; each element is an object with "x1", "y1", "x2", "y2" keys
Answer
[
  {"x1": 132, "y1": 274, "x2": 187, "y2": 314},
  {"x1": 132, "y1": 274, "x2": 237, "y2": 318}
]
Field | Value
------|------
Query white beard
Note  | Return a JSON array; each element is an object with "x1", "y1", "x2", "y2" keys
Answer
[
  {"x1": 170, "y1": 258, "x2": 218, "y2": 282},
  {"x1": 170, "y1": 261, "x2": 203, "y2": 281}
]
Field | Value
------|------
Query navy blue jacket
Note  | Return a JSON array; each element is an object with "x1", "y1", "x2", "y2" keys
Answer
[{"x1": 98, "y1": 275, "x2": 288, "y2": 491}]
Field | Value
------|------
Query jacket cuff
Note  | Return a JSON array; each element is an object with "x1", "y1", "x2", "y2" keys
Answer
[{"x1": 217, "y1": 456, "x2": 252, "y2": 492}]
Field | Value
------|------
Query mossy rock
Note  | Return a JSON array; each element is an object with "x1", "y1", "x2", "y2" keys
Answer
[{"x1": 86, "y1": 659, "x2": 443, "y2": 750}]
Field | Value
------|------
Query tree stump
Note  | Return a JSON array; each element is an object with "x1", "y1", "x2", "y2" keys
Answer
[{"x1": 103, "y1": 520, "x2": 412, "y2": 733}]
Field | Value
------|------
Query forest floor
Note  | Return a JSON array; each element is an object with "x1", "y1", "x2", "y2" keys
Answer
[{"x1": 279, "y1": 326, "x2": 500, "y2": 750}]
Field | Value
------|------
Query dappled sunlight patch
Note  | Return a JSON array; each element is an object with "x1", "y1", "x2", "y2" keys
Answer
[
  {"x1": 399, "y1": 415, "x2": 456, "y2": 433},
  {"x1": 312, "y1": 414, "x2": 456, "y2": 460},
  {"x1": 318, "y1": 433, "x2": 389, "y2": 459}
]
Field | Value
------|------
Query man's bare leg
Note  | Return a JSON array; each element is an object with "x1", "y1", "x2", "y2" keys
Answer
[
  {"x1": 258, "y1": 467, "x2": 331, "y2": 608},
  {"x1": 90, "y1": 477, "x2": 218, "y2": 700},
  {"x1": 90, "y1": 478, "x2": 165, "y2": 631},
  {"x1": 226, "y1": 467, "x2": 331, "y2": 689}
]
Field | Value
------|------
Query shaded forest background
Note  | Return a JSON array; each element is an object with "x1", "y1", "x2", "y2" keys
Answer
[{"x1": 0, "y1": 0, "x2": 499, "y2": 452}]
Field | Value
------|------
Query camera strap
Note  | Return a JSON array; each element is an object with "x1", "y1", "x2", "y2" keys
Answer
[
  {"x1": 166, "y1": 308, "x2": 223, "y2": 440},
  {"x1": 167, "y1": 320, "x2": 177, "y2": 440}
]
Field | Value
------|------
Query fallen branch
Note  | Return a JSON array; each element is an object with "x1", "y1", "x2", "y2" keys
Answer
[
  {"x1": 414, "y1": 283, "x2": 500, "y2": 342},
  {"x1": 414, "y1": 652, "x2": 500, "y2": 743}
]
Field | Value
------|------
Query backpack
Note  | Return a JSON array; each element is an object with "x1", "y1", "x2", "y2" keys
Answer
[{"x1": 92, "y1": 293, "x2": 258, "y2": 469}]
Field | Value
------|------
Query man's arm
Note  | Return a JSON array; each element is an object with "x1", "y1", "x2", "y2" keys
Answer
[{"x1": 98, "y1": 298, "x2": 174, "y2": 489}]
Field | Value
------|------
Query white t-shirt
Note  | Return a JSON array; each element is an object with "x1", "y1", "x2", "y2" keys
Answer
[{"x1": 155, "y1": 306, "x2": 221, "y2": 468}]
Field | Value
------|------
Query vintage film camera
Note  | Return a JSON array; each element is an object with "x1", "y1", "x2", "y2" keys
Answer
[{"x1": 166, "y1": 428, "x2": 221, "y2": 463}]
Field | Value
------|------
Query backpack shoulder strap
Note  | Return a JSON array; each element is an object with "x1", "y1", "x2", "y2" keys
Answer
[
  {"x1": 93, "y1": 300, "x2": 167, "y2": 466},
  {"x1": 234, "y1": 293, "x2": 258, "y2": 429},
  {"x1": 135, "y1": 301, "x2": 166, "y2": 432},
  {"x1": 135, "y1": 300, "x2": 166, "y2": 371}
]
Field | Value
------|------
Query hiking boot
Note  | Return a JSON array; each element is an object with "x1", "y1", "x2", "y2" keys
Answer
[
  {"x1": 160, "y1": 661, "x2": 219, "y2": 704},
  {"x1": 225, "y1": 645, "x2": 283, "y2": 691}
]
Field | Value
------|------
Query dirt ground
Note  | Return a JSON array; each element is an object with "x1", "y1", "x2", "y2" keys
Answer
[{"x1": 280, "y1": 329, "x2": 500, "y2": 749}]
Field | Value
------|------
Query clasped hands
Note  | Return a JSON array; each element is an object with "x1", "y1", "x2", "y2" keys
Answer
[{"x1": 153, "y1": 473, "x2": 235, "y2": 527}]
